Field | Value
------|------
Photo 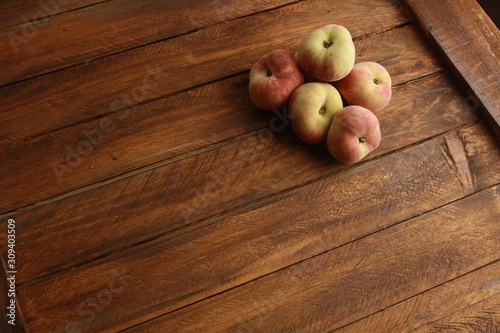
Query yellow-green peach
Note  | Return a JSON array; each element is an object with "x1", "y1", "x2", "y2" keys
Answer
[
  {"x1": 288, "y1": 82, "x2": 343, "y2": 144},
  {"x1": 297, "y1": 24, "x2": 355, "y2": 82}
]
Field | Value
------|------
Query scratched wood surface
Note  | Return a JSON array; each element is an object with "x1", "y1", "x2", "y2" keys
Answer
[
  {"x1": 400, "y1": 0, "x2": 500, "y2": 138},
  {"x1": 0, "y1": 0, "x2": 499, "y2": 332}
]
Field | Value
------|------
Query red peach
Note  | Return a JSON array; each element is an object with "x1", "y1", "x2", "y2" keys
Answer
[
  {"x1": 249, "y1": 49, "x2": 305, "y2": 110},
  {"x1": 335, "y1": 62, "x2": 392, "y2": 113},
  {"x1": 327, "y1": 105, "x2": 381, "y2": 163}
]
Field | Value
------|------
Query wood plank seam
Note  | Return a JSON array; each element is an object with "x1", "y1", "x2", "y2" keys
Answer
[
  {"x1": 0, "y1": 0, "x2": 112, "y2": 32},
  {"x1": 0, "y1": 0, "x2": 308, "y2": 88},
  {"x1": 2, "y1": 32, "x2": 246, "y2": 91},
  {"x1": 2, "y1": 11, "x2": 405, "y2": 91},
  {"x1": 0, "y1": 115, "x2": 483, "y2": 237},
  {"x1": 12, "y1": 120, "x2": 490, "y2": 291},
  {"x1": 398, "y1": 0, "x2": 500, "y2": 139},
  {"x1": 383, "y1": 120, "x2": 483, "y2": 155},
  {"x1": 0, "y1": 0, "x2": 113, "y2": 33},
  {"x1": 3, "y1": 21, "x2": 414, "y2": 142},
  {"x1": 329, "y1": 258, "x2": 500, "y2": 332},
  {"x1": 354, "y1": 21, "x2": 411, "y2": 41},
  {"x1": 17, "y1": 21, "x2": 414, "y2": 141},
  {"x1": 0, "y1": 1, "x2": 411, "y2": 145},
  {"x1": 0, "y1": 125, "x2": 271, "y2": 219},
  {"x1": 112, "y1": 183, "x2": 500, "y2": 331},
  {"x1": 0, "y1": 64, "x2": 454, "y2": 217},
  {"x1": 391, "y1": 69, "x2": 443, "y2": 88},
  {"x1": 28, "y1": 69, "x2": 251, "y2": 140}
]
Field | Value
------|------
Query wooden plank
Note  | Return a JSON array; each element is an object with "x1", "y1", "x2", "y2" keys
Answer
[
  {"x1": 0, "y1": 0, "x2": 297, "y2": 86},
  {"x1": 0, "y1": 0, "x2": 104, "y2": 30},
  {"x1": 0, "y1": 75, "x2": 267, "y2": 213},
  {"x1": 399, "y1": 0, "x2": 500, "y2": 138},
  {"x1": 4, "y1": 72, "x2": 482, "y2": 284},
  {"x1": 412, "y1": 292, "x2": 500, "y2": 332},
  {"x1": 17, "y1": 122, "x2": 500, "y2": 332},
  {"x1": 0, "y1": 23, "x2": 444, "y2": 214},
  {"x1": 3, "y1": 1, "x2": 498, "y2": 332},
  {"x1": 0, "y1": 0, "x2": 409, "y2": 145},
  {"x1": 336, "y1": 260, "x2": 500, "y2": 332},
  {"x1": 123, "y1": 186, "x2": 500, "y2": 333}
]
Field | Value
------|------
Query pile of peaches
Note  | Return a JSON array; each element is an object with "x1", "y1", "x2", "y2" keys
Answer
[{"x1": 249, "y1": 24, "x2": 391, "y2": 163}]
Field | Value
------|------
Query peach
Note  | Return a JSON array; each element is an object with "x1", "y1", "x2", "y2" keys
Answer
[
  {"x1": 327, "y1": 105, "x2": 381, "y2": 163},
  {"x1": 288, "y1": 82, "x2": 343, "y2": 144},
  {"x1": 249, "y1": 49, "x2": 305, "y2": 110},
  {"x1": 335, "y1": 62, "x2": 392, "y2": 113},
  {"x1": 297, "y1": 24, "x2": 356, "y2": 82}
]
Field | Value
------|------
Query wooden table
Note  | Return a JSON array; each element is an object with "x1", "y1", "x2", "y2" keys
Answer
[{"x1": 1, "y1": 0, "x2": 499, "y2": 332}]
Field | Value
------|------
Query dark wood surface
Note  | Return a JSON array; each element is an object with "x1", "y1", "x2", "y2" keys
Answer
[
  {"x1": 400, "y1": 0, "x2": 500, "y2": 139},
  {"x1": 1, "y1": 0, "x2": 499, "y2": 332}
]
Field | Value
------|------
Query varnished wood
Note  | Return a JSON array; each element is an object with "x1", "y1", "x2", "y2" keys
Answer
[
  {"x1": 0, "y1": 0, "x2": 103, "y2": 30},
  {"x1": 400, "y1": 0, "x2": 500, "y2": 139},
  {"x1": 337, "y1": 260, "x2": 500, "y2": 332},
  {"x1": 0, "y1": 0, "x2": 297, "y2": 85},
  {"x1": 18, "y1": 123, "x2": 500, "y2": 332},
  {"x1": 0, "y1": 0, "x2": 408, "y2": 145},
  {"x1": 1, "y1": 0, "x2": 499, "y2": 332},
  {"x1": 0, "y1": 23, "x2": 443, "y2": 214},
  {"x1": 123, "y1": 185, "x2": 499, "y2": 332},
  {"x1": 415, "y1": 291, "x2": 500, "y2": 332},
  {"x1": 8, "y1": 71, "x2": 482, "y2": 285}
]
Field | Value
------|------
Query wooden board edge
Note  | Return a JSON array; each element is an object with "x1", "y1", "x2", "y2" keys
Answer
[{"x1": 398, "y1": 0, "x2": 500, "y2": 140}]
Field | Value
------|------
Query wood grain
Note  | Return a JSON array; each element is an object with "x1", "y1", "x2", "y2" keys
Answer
[
  {"x1": 0, "y1": 0, "x2": 103, "y2": 30},
  {"x1": 2, "y1": 0, "x2": 499, "y2": 330},
  {"x1": 413, "y1": 292, "x2": 500, "y2": 332},
  {"x1": 0, "y1": 0, "x2": 296, "y2": 86},
  {"x1": 0, "y1": 23, "x2": 444, "y2": 214},
  {"x1": 122, "y1": 186, "x2": 500, "y2": 333},
  {"x1": 0, "y1": 75, "x2": 267, "y2": 213},
  {"x1": 17, "y1": 122, "x2": 500, "y2": 332},
  {"x1": 337, "y1": 260, "x2": 500, "y2": 332},
  {"x1": 400, "y1": 0, "x2": 500, "y2": 138},
  {"x1": 0, "y1": 0, "x2": 408, "y2": 145},
  {"x1": 4, "y1": 71, "x2": 482, "y2": 284}
]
